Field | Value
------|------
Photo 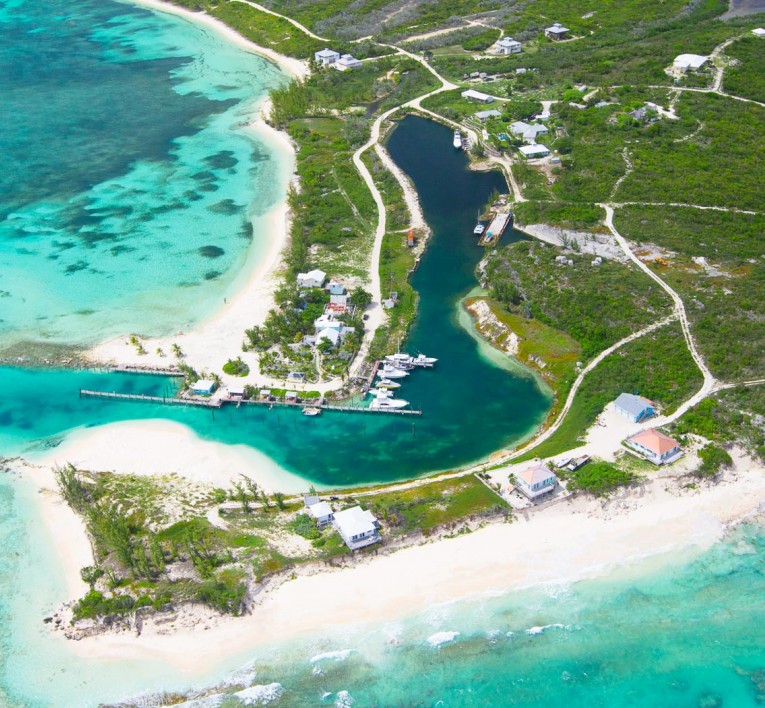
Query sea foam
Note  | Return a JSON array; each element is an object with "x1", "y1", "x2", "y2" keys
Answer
[
  {"x1": 427, "y1": 631, "x2": 460, "y2": 647},
  {"x1": 310, "y1": 649, "x2": 353, "y2": 663},
  {"x1": 233, "y1": 683, "x2": 285, "y2": 705},
  {"x1": 525, "y1": 623, "x2": 569, "y2": 636}
]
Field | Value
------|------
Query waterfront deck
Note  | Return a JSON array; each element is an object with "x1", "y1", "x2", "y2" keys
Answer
[{"x1": 478, "y1": 211, "x2": 512, "y2": 246}]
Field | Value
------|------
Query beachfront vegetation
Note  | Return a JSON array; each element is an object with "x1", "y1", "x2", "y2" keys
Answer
[
  {"x1": 222, "y1": 357, "x2": 249, "y2": 377},
  {"x1": 560, "y1": 460, "x2": 636, "y2": 497},
  {"x1": 56, "y1": 465, "x2": 510, "y2": 627}
]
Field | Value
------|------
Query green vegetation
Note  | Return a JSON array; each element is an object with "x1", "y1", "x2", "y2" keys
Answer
[
  {"x1": 517, "y1": 322, "x2": 703, "y2": 459},
  {"x1": 485, "y1": 240, "x2": 670, "y2": 359},
  {"x1": 222, "y1": 357, "x2": 249, "y2": 377},
  {"x1": 724, "y1": 35, "x2": 765, "y2": 103},
  {"x1": 562, "y1": 460, "x2": 636, "y2": 497},
  {"x1": 673, "y1": 386, "x2": 765, "y2": 463},
  {"x1": 696, "y1": 443, "x2": 733, "y2": 478},
  {"x1": 514, "y1": 202, "x2": 604, "y2": 231},
  {"x1": 615, "y1": 206, "x2": 765, "y2": 379}
]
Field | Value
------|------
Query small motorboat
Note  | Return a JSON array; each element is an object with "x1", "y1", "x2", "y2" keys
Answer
[
  {"x1": 302, "y1": 406, "x2": 321, "y2": 416},
  {"x1": 453, "y1": 129, "x2": 462, "y2": 148},
  {"x1": 412, "y1": 353, "x2": 438, "y2": 366},
  {"x1": 384, "y1": 352, "x2": 413, "y2": 365},
  {"x1": 473, "y1": 223, "x2": 485, "y2": 235}
]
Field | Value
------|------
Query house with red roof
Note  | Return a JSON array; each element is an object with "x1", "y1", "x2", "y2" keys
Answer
[{"x1": 624, "y1": 429, "x2": 683, "y2": 465}]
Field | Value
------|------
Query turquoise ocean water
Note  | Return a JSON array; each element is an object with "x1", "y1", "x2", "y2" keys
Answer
[
  {"x1": 2, "y1": 1, "x2": 764, "y2": 705},
  {"x1": 0, "y1": 0, "x2": 287, "y2": 350}
]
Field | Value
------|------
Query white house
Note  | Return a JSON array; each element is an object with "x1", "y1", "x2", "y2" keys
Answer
[
  {"x1": 475, "y1": 109, "x2": 502, "y2": 123},
  {"x1": 191, "y1": 379, "x2": 216, "y2": 396},
  {"x1": 753, "y1": 28, "x2": 765, "y2": 37},
  {"x1": 519, "y1": 144, "x2": 550, "y2": 159},
  {"x1": 333, "y1": 506, "x2": 381, "y2": 550},
  {"x1": 495, "y1": 37, "x2": 522, "y2": 55},
  {"x1": 297, "y1": 269, "x2": 327, "y2": 289},
  {"x1": 304, "y1": 495, "x2": 334, "y2": 527},
  {"x1": 314, "y1": 48, "x2": 340, "y2": 66},
  {"x1": 545, "y1": 23, "x2": 570, "y2": 41},
  {"x1": 461, "y1": 89, "x2": 494, "y2": 103},
  {"x1": 624, "y1": 429, "x2": 683, "y2": 465},
  {"x1": 317, "y1": 328, "x2": 340, "y2": 347},
  {"x1": 673, "y1": 54, "x2": 708, "y2": 72},
  {"x1": 514, "y1": 462, "x2": 557, "y2": 500},
  {"x1": 314, "y1": 313, "x2": 343, "y2": 333},
  {"x1": 335, "y1": 54, "x2": 362, "y2": 70},
  {"x1": 509, "y1": 121, "x2": 548, "y2": 143},
  {"x1": 614, "y1": 393, "x2": 655, "y2": 423}
]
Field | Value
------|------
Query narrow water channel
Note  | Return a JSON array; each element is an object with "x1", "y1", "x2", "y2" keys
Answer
[{"x1": 0, "y1": 117, "x2": 550, "y2": 487}]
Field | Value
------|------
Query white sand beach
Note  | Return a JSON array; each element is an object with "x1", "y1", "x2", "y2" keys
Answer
[
  {"x1": 25, "y1": 447, "x2": 765, "y2": 675},
  {"x1": 88, "y1": 0, "x2": 306, "y2": 378}
]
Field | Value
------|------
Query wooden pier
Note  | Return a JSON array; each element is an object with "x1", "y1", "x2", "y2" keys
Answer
[{"x1": 79, "y1": 389, "x2": 422, "y2": 416}]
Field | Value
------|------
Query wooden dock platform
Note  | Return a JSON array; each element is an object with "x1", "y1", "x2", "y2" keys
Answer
[{"x1": 79, "y1": 389, "x2": 422, "y2": 416}]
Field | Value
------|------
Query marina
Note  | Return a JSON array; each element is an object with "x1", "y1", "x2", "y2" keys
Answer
[{"x1": 478, "y1": 211, "x2": 513, "y2": 246}]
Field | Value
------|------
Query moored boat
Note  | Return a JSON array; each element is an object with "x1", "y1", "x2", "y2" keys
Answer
[
  {"x1": 302, "y1": 406, "x2": 321, "y2": 416},
  {"x1": 377, "y1": 378, "x2": 401, "y2": 389},
  {"x1": 453, "y1": 129, "x2": 462, "y2": 148},
  {"x1": 473, "y1": 223, "x2": 485, "y2": 235},
  {"x1": 412, "y1": 353, "x2": 438, "y2": 366},
  {"x1": 377, "y1": 365, "x2": 409, "y2": 379}
]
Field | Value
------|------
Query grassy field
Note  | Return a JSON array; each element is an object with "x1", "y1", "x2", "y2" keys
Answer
[
  {"x1": 515, "y1": 321, "x2": 703, "y2": 459},
  {"x1": 614, "y1": 206, "x2": 765, "y2": 380}
]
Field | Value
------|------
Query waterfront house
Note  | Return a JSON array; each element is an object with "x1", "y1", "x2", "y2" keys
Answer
[
  {"x1": 673, "y1": 54, "x2": 708, "y2": 72},
  {"x1": 461, "y1": 89, "x2": 494, "y2": 103},
  {"x1": 285, "y1": 391, "x2": 299, "y2": 402},
  {"x1": 519, "y1": 144, "x2": 550, "y2": 159},
  {"x1": 304, "y1": 495, "x2": 334, "y2": 527},
  {"x1": 314, "y1": 48, "x2": 340, "y2": 66},
  {"x1": 297, "y1": 269, "x2": 327, "y2": 289},
  {"x1": 614, "y1": 393, "x2": 655, "y2": 423},
  {"x1": 495, "y1": 37, "x2": 522, "y2": 54},
  {"x1": 327, "y1": 278, "x2": 345, "y2": 296},
  {"x1": 515, "y1": 462, "x2": 557, "y2": 500},
  {"x1": 475, "y1": 109, "x2": 502, "y2": 123},
  {"x1": 625, "y1": 429, "x2": 683, "y2": 465},
  {"x1": 545, "y1": 23, "x2": 570, "y2": 41},
  {"x1": 191, "y1": 379, "x2": 216, "y2": 396},
  {"x1": 227, "y1": 385, "x2": 246, "y2": 400},
  {"x1": 335, "y1": 54, "x2": 362, "y2": 70},
  {"x1": 333, "y1": 506, "x2": 381, "y2": 550}
]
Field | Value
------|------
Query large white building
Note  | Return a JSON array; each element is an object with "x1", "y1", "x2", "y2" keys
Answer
[
  {"x1": 297, "y1": 269, "x2": 327, "y2": 289},
  {"x1": 673, "y1": 54, "x2": 708, "y2": 72},
  {"x1": 333, "y1": 506, "x2": 381, "y2": 550},
  {"x1": 461, "y1": 89, "x2": 494, "y2": 103},
  {"x1": 314, "y1": 48, "x2": 340, "y2": 66},
  {"x1": 335, "y1": 54, "x2": 362, "y2": 70},
  {"x1": 495, "y1": 37, "x2": 522, "y2": 55},
  {"x1": 519, "y1": 144, "x2": 550, "y2": 159}
]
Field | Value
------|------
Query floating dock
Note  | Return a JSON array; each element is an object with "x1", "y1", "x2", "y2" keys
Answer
[{"x1": 479, "y1": 211, "x2": 512, "y2": 246}]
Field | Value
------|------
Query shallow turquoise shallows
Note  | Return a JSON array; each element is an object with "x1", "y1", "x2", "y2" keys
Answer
[{"x1": 0, "y1": 0, "x2": 287, "y2": 350}]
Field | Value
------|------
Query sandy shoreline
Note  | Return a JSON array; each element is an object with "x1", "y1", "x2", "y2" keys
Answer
[
  {"x1": 87, "y1": 0, "x2": 307, "y2": 381},
  {"x1": 17, "y1": 445, "x2": 765, "y2": 676}
]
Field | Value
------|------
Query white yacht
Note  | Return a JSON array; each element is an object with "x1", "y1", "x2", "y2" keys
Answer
[
  {"x1": 384, "y1": 352, "x2": 413, "y2": 365},
  {"x1": 370, "y1": 390, "x2": 410, "y2": 409},
  {"x1": 473, "y1": 223, "x2": 485, "y2": 235},
  {"x1": 377, "y1": 365, "x2": 408, "y2": 379},
  {"x1": 453, "y1": 129, "x2": 462, "y2": 148},
  {"x1": 377, "y1": 378, "x2": 401, "y2": 389},
  {"x1": 412, "y1": 353, "x2": 438, "y2": 366}
]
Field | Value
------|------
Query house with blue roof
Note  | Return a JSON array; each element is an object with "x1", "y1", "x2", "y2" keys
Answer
[{"x1": 614, "y1": 393, "x2": 655, "y2": 423}]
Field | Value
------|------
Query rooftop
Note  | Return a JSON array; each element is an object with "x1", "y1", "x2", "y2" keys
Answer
[
  {"x1": 614, "y1": 393, "x2": 654, "y2": 417},
  {"x1": 626, "y1": 429, "x2": 680, "y2": 455},
  {"x1": 517, "y1": 462, "x2": 555, "y2": 487},
  {"x1": 334, "y1": 506, "x2": 377, "y2": 537}
]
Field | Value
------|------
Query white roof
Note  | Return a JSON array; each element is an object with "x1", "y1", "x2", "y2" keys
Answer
[
  {"x1": 753, "y1": 28, "x2": 765, "y2": 36},
  {"x1": 476, "y1": 109, "x2": 502, "y2": 119},
  {"x1": 227, "y1": 385, "x2": 246, "y2": 396},
  {"x1": 497, "y1": 37, "x2": 521, "y2": 46},
  {"x1": 192, "y1": 379, "x2": 215, "y2": 390},
  {"x1": 674, "y1": 53, "x2": 708, "y2": 69},
  {"x1": 314, "y1": 314, "x2": 343, "y2": 331},
  {"x1": 461, "y1": 89, "x2": 493, "y2": 101},
  {"x1": 546, "y1": 23, "x2": 569, "y2": 33},
  {"x1": 315, "y1": 48, "x2": 339, "y2": 58},
  {"x1": 334, "y1": 506, "x2": 377, "y2": 537},
  {"x1": 510, "y1": 120, "x2": 532, "y2": 135},
  {"x1": 519, "y1": 144, "x2": 550, "y2": 156},
  {"x1": 307, "y1": 501, "x2": 333, "y2": 519},
  {"x1": 317, "y1": 328, "x2": 340, "y2": 345}
]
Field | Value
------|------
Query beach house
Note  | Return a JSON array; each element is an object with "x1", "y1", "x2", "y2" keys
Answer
[
  {"x1": 545, "y1": 23, "x2": 570, "y2": 41},
  {"x1": 461, "y1": 89, "x2": 494, "y2": 103},
  {"x1": 614, "y1": 393, "x2": 655, "y2": 423},
  {"x1": 333, "y1": 506, "x2": 381, "y2": 550},
  {"x1": 297, "y1": 269, "x2": 327, "y2": 289},
  {"x1": 327, "y1": 278, "x2": 346, "y2": 296},
  {"x1": 495, "y1": 37, "x2": 522, "y2": 55},
  {"x1": 314, "y1": 48, "x2": 340, "y2": 66},
  {"x1": 515, "y1": 462, "x2": 558, "y2": 500},
  {"x1": 191, "y1": 379, "x2": 216, "y2": 396},
  {"x1": 304, "y1": 494, "x2": 334, "y2": 527},
  {"x1": 624, "y1": 429, "x2": 683, "y2": 465}
]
